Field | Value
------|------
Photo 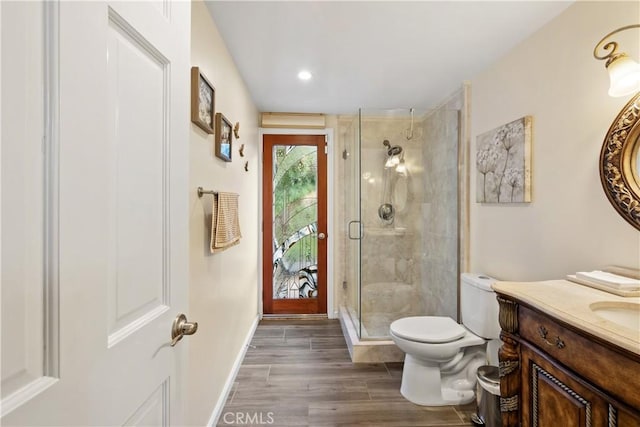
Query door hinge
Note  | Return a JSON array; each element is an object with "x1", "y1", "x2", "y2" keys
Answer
[{"x1": 324, "y1": 144, "x2": 328, "y2": 155}]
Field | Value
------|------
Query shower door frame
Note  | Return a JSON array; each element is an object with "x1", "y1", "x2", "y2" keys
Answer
[{"x1": 258, "y1": 129, "x2": 335, "y2": 317}]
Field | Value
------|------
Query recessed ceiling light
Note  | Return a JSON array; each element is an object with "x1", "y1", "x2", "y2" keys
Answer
[{"x1": 297, "y1": 70, "x2": 312, "y2": 81}]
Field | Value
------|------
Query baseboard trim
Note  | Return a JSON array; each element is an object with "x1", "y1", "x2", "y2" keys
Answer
[
  {"x1": 262, "y1": 313, "x2": 327, "y2": 320},
  {"x1": 207, "y1": 315, "x2": 260, "y2": 427}
]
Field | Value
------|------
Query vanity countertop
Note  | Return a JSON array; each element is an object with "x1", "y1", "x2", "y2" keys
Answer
[{"x1": 492, "y1": 280, "x2": 640, "y2": 356}]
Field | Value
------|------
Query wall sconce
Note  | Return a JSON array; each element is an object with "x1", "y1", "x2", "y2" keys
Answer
[{"x1": 593, "y1": 24, "x2": 640, "y2": 97}]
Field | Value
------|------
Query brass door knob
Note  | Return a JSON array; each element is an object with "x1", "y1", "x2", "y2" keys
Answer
[{"x1": 171, "y1": 313, "x2": 198, "y2": 346}]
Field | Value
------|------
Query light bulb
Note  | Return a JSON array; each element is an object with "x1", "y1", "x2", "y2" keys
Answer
[
  {"x1": 297, "y1": 70, "x2": 312, "y2": 81},
  {"x1": 384, "y1": 157, "x2": 395, "y2": 168}
]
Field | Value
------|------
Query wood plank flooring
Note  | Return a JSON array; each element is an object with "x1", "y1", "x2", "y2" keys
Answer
[{"x1": 217, "y1": 319, "x2": 476, "y2": 427}]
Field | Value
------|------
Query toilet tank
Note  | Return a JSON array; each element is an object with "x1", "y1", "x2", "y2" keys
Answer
[{"x1": 460, "y1": 273, "x2": 500, "y2": 339}]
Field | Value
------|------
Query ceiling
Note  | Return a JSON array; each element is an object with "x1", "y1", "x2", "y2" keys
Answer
[{"x1": 205, "y1": 1, "x2": 573, "y2": 114}]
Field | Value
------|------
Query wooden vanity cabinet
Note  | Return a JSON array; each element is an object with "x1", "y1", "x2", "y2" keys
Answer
[{"x1": 496, "y1": 295, "x2": 640, "y2": 427}]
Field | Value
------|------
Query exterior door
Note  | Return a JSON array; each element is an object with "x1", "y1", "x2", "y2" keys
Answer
[
  {"x1": 263, "y1": 134, "x2": 328, "y2": 315},
  {"x1": 1, "y1": 1, "x2": 191, "y2": 425}
]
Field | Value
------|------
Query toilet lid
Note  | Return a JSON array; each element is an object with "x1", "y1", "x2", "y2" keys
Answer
[{"x1": 390, "y1": 316, "x2": 466, "y2": 343}]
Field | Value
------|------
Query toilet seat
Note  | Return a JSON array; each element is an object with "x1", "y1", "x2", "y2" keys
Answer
[{"x1": 390, "y1": 316, "x2": 466, "y2": 344}]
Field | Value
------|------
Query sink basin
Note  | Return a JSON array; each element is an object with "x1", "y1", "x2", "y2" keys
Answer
[{"x1": 589, "y1": 302, "x2": 640, "y2": 331}]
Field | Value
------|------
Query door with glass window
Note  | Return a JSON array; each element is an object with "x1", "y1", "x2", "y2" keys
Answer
[{"x1": 263, "y1": 134, "x2": 327, "y2": 315}]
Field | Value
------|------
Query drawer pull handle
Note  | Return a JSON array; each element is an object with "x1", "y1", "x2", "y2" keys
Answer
[{"x1": 538, "y1": 326, "x2": 565, "y2": 349}]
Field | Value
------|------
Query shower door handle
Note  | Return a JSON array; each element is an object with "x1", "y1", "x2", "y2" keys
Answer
[{"x1": 348, "y1": 220, "x2": 363, "y2": 240}]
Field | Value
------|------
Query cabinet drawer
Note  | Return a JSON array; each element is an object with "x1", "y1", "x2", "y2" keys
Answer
[
  {"x1": 518, "y1": 305, "x2": 640, "y2": 410},
  {"x1": 519, "y1": 306, "x2": 578, "y2": 365}
]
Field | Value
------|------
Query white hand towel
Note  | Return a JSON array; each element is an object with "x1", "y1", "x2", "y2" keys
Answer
[{"x1": 575, "y1": 271, "x2": 640, "y2": 290}]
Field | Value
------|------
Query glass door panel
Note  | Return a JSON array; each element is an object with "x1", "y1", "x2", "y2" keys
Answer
[{"x1": 272, "y1": 145, "x2": 318, "y2": 301}]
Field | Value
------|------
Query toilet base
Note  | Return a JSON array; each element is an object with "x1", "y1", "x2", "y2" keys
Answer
[{"x1": 400, "y1": 354, "x2": 477, "y2": 406}]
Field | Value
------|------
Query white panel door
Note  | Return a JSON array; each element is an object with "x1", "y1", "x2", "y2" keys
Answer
[{"x1": 1, "y1": 1, "x2": 191, "y2": 425}]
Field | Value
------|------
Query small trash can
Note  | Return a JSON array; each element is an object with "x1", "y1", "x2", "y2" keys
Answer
[{"x1": 475, "y1": 365, "x2": 501, "y2": 427}]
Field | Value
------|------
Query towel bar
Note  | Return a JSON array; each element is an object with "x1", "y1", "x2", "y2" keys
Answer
[{"x1": 197, "y1": 187, "x2": 217, "y2": 198}]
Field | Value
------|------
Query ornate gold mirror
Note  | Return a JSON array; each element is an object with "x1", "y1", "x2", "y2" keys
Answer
[{"x1": 600, "y1": 92, "x2": 640, "y2": 230}]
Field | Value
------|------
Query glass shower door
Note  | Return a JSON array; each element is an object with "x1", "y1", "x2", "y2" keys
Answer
[
  {"x1": 343, "y1": 113, "x2": 362, "y2": 337},
  {"x1": 356, "y1": 108, "x2": 461, "y2": 339}
]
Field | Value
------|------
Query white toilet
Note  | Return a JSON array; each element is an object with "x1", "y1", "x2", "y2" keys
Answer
[{"x1": 389, "y1": 273, "x2": 500, "y2": 406}]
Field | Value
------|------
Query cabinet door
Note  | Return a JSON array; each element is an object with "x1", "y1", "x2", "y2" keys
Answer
[
  {"x1": 521, "y1": 346, "x2": 609, "y2": 427},
  {"x1": 615, "y1": 406, "x2": 640, "y2": 427}
]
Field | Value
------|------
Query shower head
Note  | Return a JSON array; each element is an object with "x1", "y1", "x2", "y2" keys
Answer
[
  {"x1": 382, "y1": 139, "x2": 403, "y2": 156},
  {"x1": 387, "y1": 145, "x2": 403, "y2": 156}
]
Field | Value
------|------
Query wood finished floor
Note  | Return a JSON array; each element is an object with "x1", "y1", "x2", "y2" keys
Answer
[{"x1": 218, "y1": 319, "x2": 476, "y2": 427}]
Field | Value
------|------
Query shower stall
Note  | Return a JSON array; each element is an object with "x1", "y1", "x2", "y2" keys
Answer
[{"x1": 340, "y1": 105, "x2": 463, "y2": 345}]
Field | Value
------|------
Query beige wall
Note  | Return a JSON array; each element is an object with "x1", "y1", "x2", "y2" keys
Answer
[
  {"x1": 470, "y1": 1, "x2": 640, "y2": 281},
  {"x1": 188, "y1": 1, "x2": 259, "y2": 425}
]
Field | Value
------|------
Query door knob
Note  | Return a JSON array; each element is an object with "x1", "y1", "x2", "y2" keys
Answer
[
  {"x1": 171, "y1": 313, "x2": 198, "y2": 346},
  {"x1": 318, "y1": 232, "x2": 326, "y2": 240}
]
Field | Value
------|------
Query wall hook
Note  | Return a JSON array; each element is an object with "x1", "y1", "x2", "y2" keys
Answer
[
  {"x1": 244, "y1": 161, "x2": 249, "y2": 172},
  {"x1": 239, "y1": 144, "x2": 245, "y2": 157},
  {"x1": 234, "y1": 122, "x2": 240, "y2": 139}
]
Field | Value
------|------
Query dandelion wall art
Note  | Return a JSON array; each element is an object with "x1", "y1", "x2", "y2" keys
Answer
[{"x1": 476, "y1": 116, "x2": 532, "y2": 203}]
